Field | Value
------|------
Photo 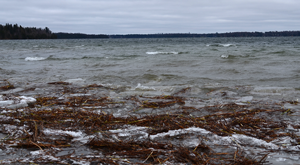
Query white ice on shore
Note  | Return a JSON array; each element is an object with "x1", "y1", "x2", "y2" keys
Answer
[
  {"x1": 0, "y1": 100, "x2": 14, "y2": 106},
  {"x1": 236, "y1": 96, "x2": 253, "y2": 103},
  {"x1": 43, "y1": 128, "x2": 94, "y2": 143},
  {"x1": 43, "y1": 129, "x2": 84, "y2": 138},
  {"x1": 148, "y1": 127, "x2": 300, "y2": 151},
  {"x1": 18, "y1": 96, "x2": 36, "y2": 104},
  {"x1": 150, "y1": 127, "x2": 211, "y2": 140},
  {"x1": 0, "y1": 95, "x2": 36, "y2": 108},
  {"x1": 109, "y1": 125, "x2": 149, "y2": 140},
  {"x1": 231, "y1": 134, "x2": 279, "y2": 150}
]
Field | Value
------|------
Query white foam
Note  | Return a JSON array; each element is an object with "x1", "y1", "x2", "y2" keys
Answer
[
  {"x1": 250, "y1": 87, "x2": 295, "y2": 96},
  {"x1": 25, "y1": 57, "x2": 47, "y2": 61},
  {"x1": 221, "y1": 54, "x2": 229, "y2": 58},
  {"x1": 134, "y1": 83, "x2": 156, "y2": 91},
  {"x1": 65, "y1": 78, "x2": 85, "y2": 84},
  {"x1": 220, "y1": 44, "x2": 234, "y2": 47},
  {"x1": 146, "y1": 51, "x2": 178, "y2": 55}
]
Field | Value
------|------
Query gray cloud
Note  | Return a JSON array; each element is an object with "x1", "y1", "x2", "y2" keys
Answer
[{"x1": 1, "y1": 0, "x2": 299, "y2": 34}]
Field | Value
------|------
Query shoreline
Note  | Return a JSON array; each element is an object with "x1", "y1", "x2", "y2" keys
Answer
[{"x1": 1, "y1": 80, "x2": 300, "y2": 164}]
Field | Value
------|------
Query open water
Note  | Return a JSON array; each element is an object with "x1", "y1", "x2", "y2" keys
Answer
[
  {"x1": 0, "y1": 37, "x2": 300, "y2": 89},
  {"x1": 1, "y1": 37, "x2": 300, "y2": 164}
]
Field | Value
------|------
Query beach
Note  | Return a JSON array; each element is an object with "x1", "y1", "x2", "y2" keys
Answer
[{"x1": 0, "y1": 37, "x2": 300, "y2": 164}]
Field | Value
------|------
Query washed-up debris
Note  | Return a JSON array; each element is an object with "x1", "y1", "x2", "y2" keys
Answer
[{"x1": 0, "y1": 83, "x2": 299, "y2": 164}]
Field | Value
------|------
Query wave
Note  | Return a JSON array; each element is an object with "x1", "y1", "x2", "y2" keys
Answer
[
  {"x1": 207, "y1": 44, "x2": 235, "y2": 47},
  {"x1": 24, "y1": 57, "x2": 47, "y2": 61},
  {"x1": 221, "y1": 55, "x2": 230, "y2": 59},
  {"x1": 221, "y1": 54, "x2": 251, "y2": 59},
  {"x1": 220, "y1": 54, "x2": 237, "y2": 59},
  {"x1": 134, "y1": 83, "x2": 156, "y2": 91},
  {"x1": 146, "y1": 51, "x2": 179, "y2": 55}
]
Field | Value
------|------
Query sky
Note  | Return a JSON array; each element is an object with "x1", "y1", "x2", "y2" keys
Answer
[{"x1": 1, "y1": 0, "x2": 300, "y2": 34}]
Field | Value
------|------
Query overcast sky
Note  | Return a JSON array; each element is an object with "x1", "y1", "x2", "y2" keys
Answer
[{"x1": 1, "y1": 0, "x2": 299, "y2": 34}]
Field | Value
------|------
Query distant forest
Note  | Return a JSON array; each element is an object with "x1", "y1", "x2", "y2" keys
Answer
[
  {"x1": 1, "y1": 23, "x2": 300, "y2": 39},
  {"x1": 55, "y1": 32, "x2": 109, "y2": 39},
  {"x1": 0, "y1": 23, "x2": 57, "y2": 39},
  {"x1": 109, "y1": 31, "x2": 300, "y2": 38}
]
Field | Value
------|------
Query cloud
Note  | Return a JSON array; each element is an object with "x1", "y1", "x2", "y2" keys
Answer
[{"x1": 1, "y1": 0, "x2": 299, "y2": 34}]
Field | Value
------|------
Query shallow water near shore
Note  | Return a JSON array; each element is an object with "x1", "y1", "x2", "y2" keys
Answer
[{"x1": 0, "y1": 37, "x2": 300, "y2": 164}]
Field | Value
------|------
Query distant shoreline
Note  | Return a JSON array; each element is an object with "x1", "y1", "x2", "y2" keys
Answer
[
  {"x1": 54, "y1": 31, "x2": 300, "y2": 39},
  {"x1": 107, "y1": 31, "x2": 300, "y2": 38},
  {"x1": 55, "y1": 31, "x2": 300, "y2": 39},
  {"x1": 1, "y1": 23, "x2": 300, "y2": 39}
]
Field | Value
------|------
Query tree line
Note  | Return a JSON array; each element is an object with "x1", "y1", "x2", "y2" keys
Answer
[
  {"x1": 109, "y1": 31, "x2": 300, "y2": 38},
  {"x1": 0, "y1": 23, "x2": 57, "y2": 39},
  {"x1": 1, "y1": 23, "x2": 300, "y2": 39},
  {"x1": 54, "y1": 32, "x2": 109, "y2": 39}
]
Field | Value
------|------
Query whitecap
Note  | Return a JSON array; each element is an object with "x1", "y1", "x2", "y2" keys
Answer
[
  {"x1": 25, "y1": 57, "x2": 47, "y2": 61},
  {"x1": 207, "y1": 44, "x2": 234, "y2": 47},
  {"x1": 221, "y1": 54, "x2": 229, "y2": 58},
  {"x1": 146, "y1": 51, "x2": 178, "y2": 55},
  {"x1": 134, "y1": 83, "x2": 156, "y2": 91},
  {"x1": 65, "y1": 78, "x2": 85, "y2": 84},
  {"x1": 220, "y1": 44, "x2": 234, "y2": 47}
]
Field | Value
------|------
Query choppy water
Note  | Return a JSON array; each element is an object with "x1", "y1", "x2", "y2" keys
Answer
[
  {"x1": 1, "y1": 37, "x2": 300, "y2": 164},
  {"x1": 1, "y1": 37, "x2": 300, "y2": 88}
]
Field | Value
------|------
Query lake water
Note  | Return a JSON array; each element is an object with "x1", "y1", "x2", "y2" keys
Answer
[
  {"x1": 1, "y1": 37, "x2": 300, "y2": 88},
  {"x1": 1, "y1": 37, "x2": 300, "y2": 164}
]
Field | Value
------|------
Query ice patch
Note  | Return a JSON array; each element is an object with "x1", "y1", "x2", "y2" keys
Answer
[
  {"x1": 236, "y1": 96, "x2": 253, "y2": 103},
  {"x1": 18, "y1": 96, "x2": 36, "y2": 104},
  {"x1": 109, "y1": 126, "x2": 149, "y2": 140},
  {"x1": 150, "y1": 127, "x2": 282, "y2": 150},
  {"x1": 25, "y1": 57, "x2": 47, "y2": 61},
  {"x1": 73, "y1": 135, "x2": 95, "y2": 144},
  {"x1": 150, "y1": 127, "x2": 211, "y2": 140},
  {"x1": 0, "y1": 96, "x2": 36, "y2": 108},
  {"x1": 43, "y1": 129, "x2": 83, "y2": 138},
  {"x1": 231, "y1": 134, "x2": 279, "y2": 150},
  {"x1": 31, "y1": 150, "x2": 44, "y2": 156},
  {"x1": 0, "y1": 100, "x2": 14, "y2": 107}
]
